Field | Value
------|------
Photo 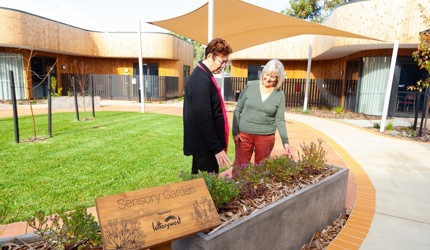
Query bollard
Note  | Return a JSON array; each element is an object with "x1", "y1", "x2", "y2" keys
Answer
[
  {"x1": 9, "y1": 71, "x2": 19, "y2": 143},
  {"x1": 47, "y1": 73, "x2": 52, "y2": 137}
]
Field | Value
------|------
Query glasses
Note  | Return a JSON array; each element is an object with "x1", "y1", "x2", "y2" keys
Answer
[
  {"x1": 263, "y1": 73, "x2": 278, "y2": 81},
  {"x1": 215, "y1": 57, "x2": 230, "y2": 67}
]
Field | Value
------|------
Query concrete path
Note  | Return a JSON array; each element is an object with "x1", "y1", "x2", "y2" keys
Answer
[{"x1": 287, "y1": 113, "x2": 430, "y2": 250}]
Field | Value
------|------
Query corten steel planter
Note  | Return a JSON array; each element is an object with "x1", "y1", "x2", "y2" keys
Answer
[{"x1": 172, "y1": 167, "x2": 349, "y2": 250}]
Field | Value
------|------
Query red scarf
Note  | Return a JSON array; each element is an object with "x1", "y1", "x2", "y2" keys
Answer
[{"x1": 197, "y1": 63, "x2": 229, "y2": 152}]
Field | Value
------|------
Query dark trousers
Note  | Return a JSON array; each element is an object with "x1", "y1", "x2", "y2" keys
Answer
[{"x1": 192, "y1": 149, "x2": 219, "y2": 174}]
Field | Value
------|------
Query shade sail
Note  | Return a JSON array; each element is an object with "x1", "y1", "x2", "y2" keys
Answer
[{"x1": 148, "y1": 0, "x2": 380, "y2": 51}]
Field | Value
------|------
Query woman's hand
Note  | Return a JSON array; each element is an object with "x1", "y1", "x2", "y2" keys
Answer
[
  {"x1": 233, "y1": 134, "x2": 242, "y2": 143},
  {"x1": 284, "y1": 144, "x2": 294, "y2": 158},
  {"x1": 215, "y1": 150, "x2": 232, "y2": 167}
]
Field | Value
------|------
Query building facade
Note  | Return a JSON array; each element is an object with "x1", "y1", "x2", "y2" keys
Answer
[
  {"x1": 229, "y1": 0, "x2": 429, "y2": 116},
  {"x1": 1, "y1": 0, "x2": 429, "y2": 116},
  {"x1": 0, "y1": 7, "x2": 193, "y2": 101}
]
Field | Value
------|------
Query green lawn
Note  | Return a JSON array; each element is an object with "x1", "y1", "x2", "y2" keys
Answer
[{"x1": 0, "y1": 111, "x2": 234, "y2": 224}]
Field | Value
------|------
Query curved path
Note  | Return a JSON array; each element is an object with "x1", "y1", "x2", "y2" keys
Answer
[{"x1": 287, "y1": 114, "x2": 430, "y2": 250}]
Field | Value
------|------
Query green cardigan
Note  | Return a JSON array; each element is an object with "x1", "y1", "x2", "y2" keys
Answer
[{"x1": 232, "y1": 80, "x2": 289, "y2": 145}]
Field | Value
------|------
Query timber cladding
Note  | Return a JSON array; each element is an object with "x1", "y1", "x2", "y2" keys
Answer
[
  {"x1": 95, "y1": 178, "x2": 220, "y2": 249},
  {"x1": 0, "y1": 7, "x2": 193, "y2": 98},
  {"x1": 0, "y1": 8, "x2": 192, "y2": 60},
  {"x1": 230, "y1": 48, "x2": 416, "y2": 79}
]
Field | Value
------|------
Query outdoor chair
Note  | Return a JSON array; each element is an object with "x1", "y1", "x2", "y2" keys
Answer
[{"x1": 397, "y1": 92, "x2": 416, "y2": 112}]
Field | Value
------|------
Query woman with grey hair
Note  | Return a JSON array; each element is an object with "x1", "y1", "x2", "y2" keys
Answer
[{"x1": 232, "y1": 59, "x2": 293, "y2": 168}]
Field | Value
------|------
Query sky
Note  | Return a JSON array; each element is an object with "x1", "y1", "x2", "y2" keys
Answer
[{"x1": 0, "y1": 0, "x2": 290, "y2": 32}]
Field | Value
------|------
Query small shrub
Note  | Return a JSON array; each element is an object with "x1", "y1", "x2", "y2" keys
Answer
[
  {"x1": 333, "y1": 106, "x2": 343, "y2": 114},
  {"x1": 27, "y1": 207, "x2": 102, "y2": 249},
  {"x1": 386, "y1": 122, "x2": 394, "y2": 131},
  {"x1": 263, "y1": 155, "x2": 299, "y2": 183},
  {"x1": 232, "y1": 162, "x2": 268, "y2": 185},
  {"x1": 50, "y1": 76, "x2": 62, "y2": 97},
  {"x1": 372, "y1": 122, "x2": 381, "y2": 129},
  {"x1": 239, "y1": 182, "x2": 267, "y2": 199},
  {"x1": 179, "y1": 171, "x2": 239, "y2": 207},
  {"x1": 297, "y1": 139, "x2": 327, "y2": 171},
  {"x1": 406, "y1": 129, "x2": 417, "y2": 138}
]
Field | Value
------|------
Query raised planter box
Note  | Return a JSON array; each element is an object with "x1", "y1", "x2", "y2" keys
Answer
[
  {"x1": 172, "y1": 167, "x2": 349, "y2": 250},
  {"x1": 51, "y1": 96, "x2": 100, "y2": 109}
]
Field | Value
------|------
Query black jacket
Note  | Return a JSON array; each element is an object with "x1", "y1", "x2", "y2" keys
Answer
[{"x1": 183, "y1": 62, "x2": 226, "y2": 155}]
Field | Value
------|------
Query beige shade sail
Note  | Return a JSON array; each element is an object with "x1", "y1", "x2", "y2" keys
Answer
[{"x1": 148, "y1": 0, "x2": 380, "y2": 52}]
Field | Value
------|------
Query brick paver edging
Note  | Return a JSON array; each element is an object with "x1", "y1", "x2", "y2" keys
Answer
[{"x1": 292, "y1": 121, "x2": 376, "y2": 250}]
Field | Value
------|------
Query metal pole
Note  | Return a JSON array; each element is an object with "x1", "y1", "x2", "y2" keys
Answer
[
  {"x1": 208, "y1": 0, "x2": 214, "y2": 42},
  {"x1": 221, "y1": 68, "x2": 225, "y2": 100},
  {"x1": 47, "y1": 73, "x2": 52, "y2": 137},
  {"x1": 380, "y1": 40, "x2": 399, "y2": 132},
  {"x1": 9, "y1": 71, "x2": 19, "y2": 143},
  {"x1": 418, "y1": 87, "x2": 430, "y2": 136},
  {"x1": 413, "y1": 93, "x2": 421, "y2": 130},
  {"x1": 138, "y1": 20, "x2": 145, "y2": 112},
  {"x1": 91, "y1": 75, "x2": 95, "y2": 118},
  {"x1": 73, "y1": 76, "x2": 80, "y2": 121},
  {"x1": 303, "y1": 35, "x2": 313, "y2": 112}
]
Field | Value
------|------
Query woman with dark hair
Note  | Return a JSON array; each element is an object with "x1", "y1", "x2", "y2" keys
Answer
[{"x1": 183, "y1": 38, "x2": 233, "y2": 174}]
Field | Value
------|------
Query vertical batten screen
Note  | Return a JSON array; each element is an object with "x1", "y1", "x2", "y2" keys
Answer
[
  {"x1": 358, "y1": 57, "x2": 391, "y2": 115},
  {"x1": 0, "y1": 52, "x2": 25, "y2": 100}
]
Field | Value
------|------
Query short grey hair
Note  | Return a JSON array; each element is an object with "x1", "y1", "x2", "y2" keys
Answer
[{"x1": 260, "y1": 59, "x2": 286, "y2": 89}]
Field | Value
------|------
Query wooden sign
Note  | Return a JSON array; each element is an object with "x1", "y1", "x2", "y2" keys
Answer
[{"x1": 95, "y1": 178, "x2": 220, "y2": 250}]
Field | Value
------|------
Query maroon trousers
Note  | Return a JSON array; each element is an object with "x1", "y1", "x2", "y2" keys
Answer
[{"x1": 233, "y1": 132, "x2": 275, "y2": 167}]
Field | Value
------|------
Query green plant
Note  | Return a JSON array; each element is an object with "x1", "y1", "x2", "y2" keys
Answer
[
  {"x1": 179, "y1": 171, "x2": 239, "y2": 207},
  {"x1": 27, "y1": 206, "x2": 102, "y2": 249},
  {"x1": 297, "y1": 139, "x2": 327, "y2": 171},
  {"x1": 333, "y1": 106, "x2": 343, "y2": 114},
  {"x1": 67, "y1": 90, "x2": 72, "y2": 97},
  {"x1": 385, "y1": 121, "x2": 394, "y2": 131},
  {"x1": 372, "y1": 122, "x2": 381, "y2": 129},
  {"x1": 263, "y1": 155, "x2": 300, "y2": 183},
  {"x1": 406, "y1": 129, "x2": 417, "y2": 138},
  {"x1": 50, "y1": 76, "x2": 62, "y2": 97},
  {"x1": 232, "y1": 162, "x2": 268, "y2": 185}
]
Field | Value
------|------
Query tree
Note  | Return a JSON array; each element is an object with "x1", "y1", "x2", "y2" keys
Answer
[
  {"x1": 192, "y1": 40, "x2": 205, "y2": 68},
  {"x1": 323, "y1": 0, "x2": 346, "y2": 18},
  {"x1": 65, "y1": 60, "x2": 91, "y2": 121},
  {"x1": 282, "y1": 0, "x2": 321, "y2": 23},
  {"x1": 282, "y1": 0, "x2": 348, "y2": 23},
  {"x1": 22, "y1": 47, "x2": 57, "y2": 141},
  {"x1": 409, "y1": 4, "x2": 430, "y2": 134},
  {"x1": 173, "y1": 33, "x2": 205, "y2": 68}
]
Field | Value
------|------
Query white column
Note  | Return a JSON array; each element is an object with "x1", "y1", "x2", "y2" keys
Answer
[
  {"x1": 303, "y1": 35, "x2": 314, "y2": 113},
  {"x1": 208, "y1": 0, "x2": 214, "y2": 42},
  {"x1": 138, "y1": 20, "x2": 145, "y2": 113},
  {"x1": 380, "y1": 40, "x2": 399, "y2": 132}
]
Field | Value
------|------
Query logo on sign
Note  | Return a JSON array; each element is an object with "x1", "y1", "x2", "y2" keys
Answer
[{"x1": 152, "y1": 215, "x2": 182, "y2": 231}]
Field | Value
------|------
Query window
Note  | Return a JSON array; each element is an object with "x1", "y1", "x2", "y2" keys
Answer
[{"x1": 247, "y1": 64, "x2": 263, "y2": 81}]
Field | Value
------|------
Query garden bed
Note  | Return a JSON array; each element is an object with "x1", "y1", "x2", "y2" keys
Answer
[{"x1": 173, "y1": 167, "x2": 348, "y2": 250}]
